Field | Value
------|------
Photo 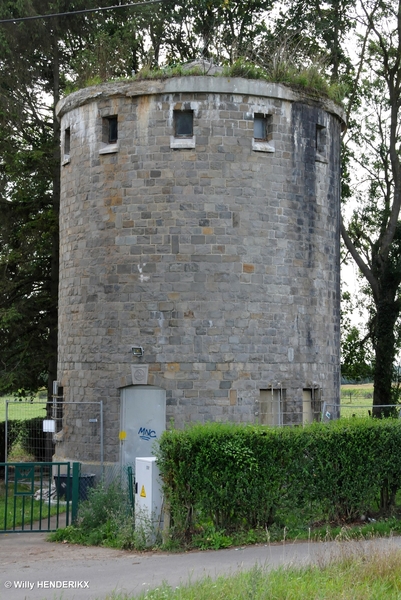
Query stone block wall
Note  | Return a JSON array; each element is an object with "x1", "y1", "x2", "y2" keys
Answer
[{"x1": 56, "y1": 77, "x2": 344, "y2": 462}]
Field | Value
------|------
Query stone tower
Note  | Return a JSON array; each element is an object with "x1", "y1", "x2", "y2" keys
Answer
[{"x1": 56, "y1": 75, "x2": 345, "y2": 465}]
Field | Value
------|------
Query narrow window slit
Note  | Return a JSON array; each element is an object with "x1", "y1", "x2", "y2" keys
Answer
[
  {"x1": 316, "y1": 124, "x2": 327, "y2": 162},
  {"x1": 107, "y1": 116, "x2": 118, "y2": 144},
  {"x1": 64, "y1": 127, "x2": 70, "y2": 156}
]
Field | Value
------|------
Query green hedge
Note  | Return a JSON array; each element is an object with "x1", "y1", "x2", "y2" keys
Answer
[
  {"x1": 0, "y1": 417, "x2": 50, "y2": 466},
  {"x1": 18, "y1": 416, "x2": 51, "y2": 462},
  {"x1": 157, "y1": 419, "x2": 401, "y2": 540}
]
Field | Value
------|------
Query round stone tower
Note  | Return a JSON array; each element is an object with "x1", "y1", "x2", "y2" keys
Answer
[{"x1": 56, "y1": 75, "x2": 345, "y2": 464}]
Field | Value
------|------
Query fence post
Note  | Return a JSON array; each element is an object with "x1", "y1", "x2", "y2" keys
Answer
[
  {"x1": 71, "y1": 462, "x2": 80, "y2": 524},
  {"x1": 5, "y1": 402, "x2": 8, "y2": 463},
  {"x1": 127, "y1": 465, "x2": 135, "y2": 513}
]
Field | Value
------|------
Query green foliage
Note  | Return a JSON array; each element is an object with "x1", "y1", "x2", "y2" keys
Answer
[
  {"x1": 338, "y1": 0, "x2": 401, "y2": 412},
  {"x1": 341, "y1": 292, "x2": 374, "y2": 382},
  {"x1": 0, "y1": 416, "x2": 49, "y2": 462},
  {"x1": 157, "y1": 421, "x2": 401, "y2": 544},
  {"x1": 104, "y1": 58, "x2": 345, "y2": 105},
  {"x1": 0, "y1": 480, "x2": 63, "y2": 529},
  {"x1": 49, "y1": 480, "x2": 138, "y2": 549},
  {"x1": 134, "y1": 63, "x2": 205, "y2": 82},
  {"x1": 222, "y1": 58, "x2": 266, "y2": 79},
  {"x1": 0, "y1": 419, "x2": 23, "y2": 462},
  {"x1": 17, "y1": 417, "x2": 50, "y2": 462},
  {"x1": 0, "y1": 0, "x2": 65, "y2": 398},
  {"x1": 341, "y1": 325, "x2": 374, "y2": 381},
  {"x1": 192, "y1": 524, "x2": 233, "y2": 550}
]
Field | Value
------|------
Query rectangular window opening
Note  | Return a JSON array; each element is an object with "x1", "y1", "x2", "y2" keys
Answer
[
  {"x1": 254, "y1": 113, "x2": 272, "y2": 141},
  {"x1": 260, "y1": 388, "x2": 285, "y2": 426},
  {"x1": 303, "y1": 388, "x2": 321, "y2": 424},
  {"x1": 103, "y1": 115, "x2": 118, "y2": 145},
  {"x1": 64, "y1": 127, "x2": 70, "y2": 157},
  {"x1": 316, "y1": 124, "x2": 327, "y2": 158},
  {"x1": 174, "y1": 110, "x2": 193, "y2": 138}
]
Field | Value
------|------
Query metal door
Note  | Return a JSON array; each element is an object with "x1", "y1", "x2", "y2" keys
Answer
[{"x1": 120, "y1": 386, "x2": 166, "y2": 468}]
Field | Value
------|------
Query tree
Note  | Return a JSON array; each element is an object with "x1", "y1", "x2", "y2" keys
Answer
[
  {"x1": 269, "y1": 0, "x2": 401, "y2": 413},
  {"x1": 3, "y1": 0, "x2": 399, "y2": 416},
  {"x1": 0, "y1": 0, "x2": 63, "y2": 400},
  {"x1": 274, "y1": 0, "x2": 356, "y2": 80},
  {"x1": 340, "y1": 0, "x2": 401, "y2": 414},
  {"x1": 341, "y1": 292, "x2": 373, "y2": 381},
  {"x1": 0, "y1": 0, "x2": 115, "y2": 400},
  {"x1": 0, "y1": 0, "x2": 282, "y2": 401}
]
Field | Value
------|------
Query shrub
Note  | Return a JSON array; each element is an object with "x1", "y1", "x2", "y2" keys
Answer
[
  {"x1": 50, "y1": 479, "x2": 140, "y2": 549},
  {"x1": 18, "y1": 417, "x2": 50, "y2": 461},
  {"x1": 157, "y1": 419, "x2": 401, "y2": 543},
  {"x1": 0, "y1": 419, "x2": 27, "y2": 462},
  {"x1": 222, "y1": 58, "x2": 266, "y2": 80}
]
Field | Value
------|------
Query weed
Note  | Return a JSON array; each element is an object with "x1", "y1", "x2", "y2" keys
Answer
[
  {"x1": 50, "y1": 479, "x2": 136, "y2": 549},
  {"x1": 7, "y1": 441, "x2": 35, "y2": 462},
  {"x1": 61, "y1": 57, "x2": 346, "y2": 105},
  {"x1": 192, "y1": 524, "x2": 233, "y2": 550},
  {"x1": 222, "y1": 58, "x2": 265, "y2": 80},
  {"x1": 49, "y1": 479, "x2": 161, "y2": 550}
]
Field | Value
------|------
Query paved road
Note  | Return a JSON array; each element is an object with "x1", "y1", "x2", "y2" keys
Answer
[{"x1": 1, "y1": 532, "x2": 401, "y2": 600}]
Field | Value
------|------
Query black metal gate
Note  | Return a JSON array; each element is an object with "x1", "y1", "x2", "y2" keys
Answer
[{"x1": 0, "y1": 461, "x2": 80, "y2": 533}]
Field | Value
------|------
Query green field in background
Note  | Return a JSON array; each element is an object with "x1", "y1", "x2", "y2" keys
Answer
[
  {"x1": 0, "y1": 396, "x2": 47, "y2": 423},
  {"x1": 340, "y1": 383, "x2": 385, "y2": 418}
]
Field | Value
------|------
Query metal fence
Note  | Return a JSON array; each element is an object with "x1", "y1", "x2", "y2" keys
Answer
[
  {"x1": 258, "y1": 397, "x2": 400, "y2": 426},
  {"x1": 4, "y1": 400, "x2": 103, "y2": 468},
  {"x1": 324, "y1": 403, "x2": 401, "y2": 420},
  {"x1": 340, "y1": 388, "x2": 373, "y2": 404},
  {"x1": 0, "y1": 461, "x2": 79, "y2": 533}
]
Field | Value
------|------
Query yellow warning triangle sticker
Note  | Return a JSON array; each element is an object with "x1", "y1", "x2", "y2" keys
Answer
[{"x1": 140, "y1": 485, "x2": 146, "y2": 498}]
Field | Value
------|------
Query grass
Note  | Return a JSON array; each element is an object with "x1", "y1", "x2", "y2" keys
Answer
[
  {"x1": 186, "y1": 516, "x2": 401, "y2": 552},
  {"x1": 7, "y1": 441, "x2": 35, "y2": 462},
  {"x1": 0, "y1": 479, "x2": 64, "y2": 530},
  {"x1": 306, "y1": 518, "x2": 401, "y2": 543},
  {"x1": 102, "y1": 546, "x2": 401, "y2": 600},
  {"x1": 341, "y1": 383, "x2": 374, "y2": 400},
  {"x1": 48, "y1": 486, "x2": 401, "y2": 552},
  {"x1": 340, "y1": 384, "x2": 374, "y2": 418},
  {"x1": 131, "y1": 61, "x2": 346, "y2": 104},
  {"x1": 340, "y1": 383, "x2": 401, "y2": 418},
  {"x1": 69, "y1": 58, "x2": 347, "y2": 105},
  {"x1": 48, "y1": 480, "x2": 138, "y2": 549},
  {"x1": 0, "y1": 394, "x2": 47, "y2": 422}
]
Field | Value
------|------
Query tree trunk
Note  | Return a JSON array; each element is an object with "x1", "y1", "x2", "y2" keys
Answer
[
  {"x1": 47, "y1": 27, "x2": 61, "y2": 407},
  {"x1": 372, "y1": 296, "x2": 400, "y2": 417},
  {"x1": 44, "y1": 27, "x2": 61, "y2": 463}
]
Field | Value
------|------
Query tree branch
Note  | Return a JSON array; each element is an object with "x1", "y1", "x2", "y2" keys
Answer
[{"x1": 340, "y1": 214, "x2": 379, "y2": 301}]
